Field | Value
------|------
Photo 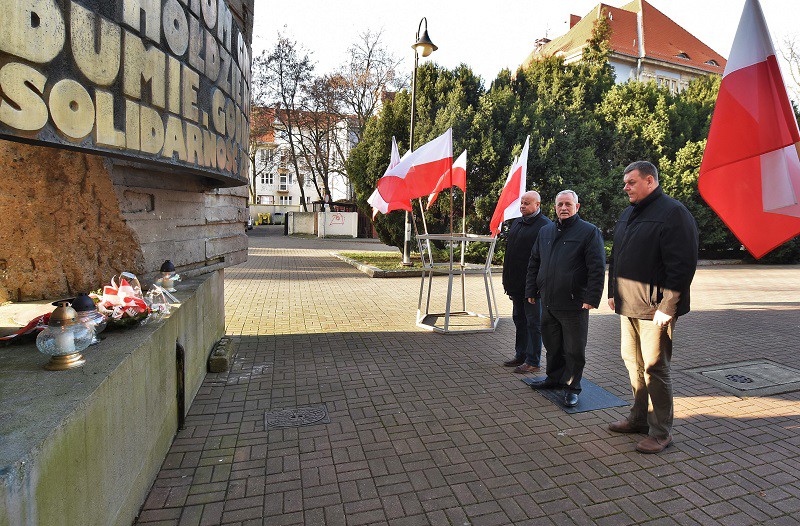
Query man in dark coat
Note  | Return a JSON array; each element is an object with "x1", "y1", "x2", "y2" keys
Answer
[
  {"x1": 501, "y1": 191, "x2": 552, "y2": 373},
  {"x1": 607, "y1": 161, "x2": 698, "y2": 454},
  {"x1": 526, "y1": 190, "x2": 605, "y2": 407}
]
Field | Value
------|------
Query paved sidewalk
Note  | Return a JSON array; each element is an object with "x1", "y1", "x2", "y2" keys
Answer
[{"x1": 137, "y1": 226, "x2": 800, "y2": 526}]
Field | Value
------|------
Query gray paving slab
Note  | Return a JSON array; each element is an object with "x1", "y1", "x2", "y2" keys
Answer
[{"x1": 137, "y1": 226, "x2": 800, "y2": 525}]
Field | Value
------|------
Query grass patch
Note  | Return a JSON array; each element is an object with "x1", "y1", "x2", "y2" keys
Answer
[
  {"x1": 290, "y1": 234, "x2": 359, "y2": 239},
  {"x1": 339, "y1": 251, "x2": 424, "y2": 270}
]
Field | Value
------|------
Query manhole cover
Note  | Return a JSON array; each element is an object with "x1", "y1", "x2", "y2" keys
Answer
[
  {"x1": 265, "y1": 404, "x2": 330, "y2": 430},
  {"x1": 686, "y1": 360, "x2": 800, "y2": 397}
]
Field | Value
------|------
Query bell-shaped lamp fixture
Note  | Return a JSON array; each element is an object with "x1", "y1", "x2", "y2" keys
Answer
[{"x1": 412, "y1": 28, "x2": 438, "y2": 57}]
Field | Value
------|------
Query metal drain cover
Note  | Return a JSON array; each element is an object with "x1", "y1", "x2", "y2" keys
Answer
[
  {"x1": 686, "y1": 360, "x2": 800, "y2": 397},
  {"x1": 265, "y1": 404, "x2": 330, "y2": 430}
]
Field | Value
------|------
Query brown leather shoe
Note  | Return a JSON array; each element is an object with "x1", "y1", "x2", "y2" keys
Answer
[
  {"x1": 635, "y1": 435, "x2": 673, "y2": 454},
  {"x1": 608, "y1": 420, "x2": 649, "y2": 434},
  {"x1": 513, "y1": 364, "x2": 541, "y2": 374}
]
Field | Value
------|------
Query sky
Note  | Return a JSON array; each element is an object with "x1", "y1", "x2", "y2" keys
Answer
[{"x1": 251, "y1": 0, "x2": 800, "y2": 92}]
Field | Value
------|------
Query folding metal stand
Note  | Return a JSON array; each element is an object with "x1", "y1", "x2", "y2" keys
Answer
[{"x1": 415, "y1": 233, "x2": 500, "y2": 334}]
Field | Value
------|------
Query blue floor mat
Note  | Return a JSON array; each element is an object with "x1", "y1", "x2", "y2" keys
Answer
[{"x1": 522, "y1": 376, "x2": 629, "y2": 414}]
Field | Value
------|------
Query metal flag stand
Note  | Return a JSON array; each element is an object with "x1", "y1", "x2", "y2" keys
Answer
[{"x1": 411, "y1": 177, "x2": 500, "y2": 334}]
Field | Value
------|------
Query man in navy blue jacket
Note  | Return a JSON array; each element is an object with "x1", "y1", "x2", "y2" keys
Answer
[
  {"x1": 501, "y1": 191, "x2": 552, "y2": 373},
  {"x1": 525, "y1": 190, "x2": 606, "y2": 407}
]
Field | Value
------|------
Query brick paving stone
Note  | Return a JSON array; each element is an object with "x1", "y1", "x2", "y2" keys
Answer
[{"x1": 135, "y1": 229, "x2": 800, "y2": 525}]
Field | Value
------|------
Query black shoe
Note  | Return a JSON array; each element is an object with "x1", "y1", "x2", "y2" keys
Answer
[
  {"x1": 503, "y1": 357, "x2": 525, "y2": 367},
  {"x1": 529, "y1": 379, "x2": 560, "y2": 389},
  {"x1": 564, "y1": 392, "x2": 579, "y2": 407}
]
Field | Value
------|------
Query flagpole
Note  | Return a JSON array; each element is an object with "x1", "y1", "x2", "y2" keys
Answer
[
  {"x1": 448, "y1": 165, "x2": 454, "y2": 237},
  {"x1": 405, "y1": 17, "x2": 438, "y2": 266}
]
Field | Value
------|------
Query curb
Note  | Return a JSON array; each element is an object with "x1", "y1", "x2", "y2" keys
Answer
[
  {"x1": 331, "y1": 253, "x2": 423, "y2": 278},
  {"x1": 332, "y1": 253, "x2": 504, "y2": 278},
  {"x1": 696, "y1": 259, "x2": 745, "y2": 266}
]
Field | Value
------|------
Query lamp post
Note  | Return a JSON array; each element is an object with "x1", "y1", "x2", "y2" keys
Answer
[{"x1": 402, "y1": 17, "x2": 438, "y2": 266}]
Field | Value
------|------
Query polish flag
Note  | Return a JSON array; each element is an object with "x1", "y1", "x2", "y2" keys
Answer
[
  {"x1": 427, "y1": 150, "x2": 467, "y2": 209},
  {"x1": 490, "y1": 137, "x2": 529, "y2": 236},
  {"x1": 368, "y1": 129, "x2": 453, "y2": 217},
  {"x1": 400, "y1": 128, "x2": 453, "y2": 199},
  {"x1": 699, "y1": 0, "x2": 800, "y2": 258},
  {"x1": 368, "y1": 137, "x2": 408, "y2": 218}
]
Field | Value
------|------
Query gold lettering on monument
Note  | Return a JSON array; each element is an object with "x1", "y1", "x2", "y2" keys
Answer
[
  {"x1": 0, "y1": 0, "x2": 251, "y2": 183},
  {"x1": 49, "y1": 78, "x2": 95, "y2": 140},
  {"x1": 0, "y1": 63, "x2": 49, "y2": 131}
]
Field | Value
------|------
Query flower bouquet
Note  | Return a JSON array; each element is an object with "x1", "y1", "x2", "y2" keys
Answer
[{"x1": 90, "y1": 273, "x2": 150, "y2": 329}]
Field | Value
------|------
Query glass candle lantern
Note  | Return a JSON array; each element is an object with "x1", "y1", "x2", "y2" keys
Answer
[
  {"x1": 71, "y1": 293, "x2": 107, "y2": 344},
  {"x1": 36, "y1": 302, "x2": 94, "y2": 370},
  {"x1": 158, "y1": 260, "x2": 178, "y2": 292}
]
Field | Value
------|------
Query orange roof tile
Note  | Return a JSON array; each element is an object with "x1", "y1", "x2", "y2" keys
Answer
[
  {"x1": 631, "y1": 0, "x2": 726, "y2": 73},
  {"x1": 250, "y1": 106, "x2": 357, "y2": 145},
  {"x1": 250, "y1": 106, "x2": 275, "y2": 143},
  {"x1": 523, "y1": 0, "x2": 726, "y2": 75}
]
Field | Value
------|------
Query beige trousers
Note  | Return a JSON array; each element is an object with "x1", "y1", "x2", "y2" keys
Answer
[{"x1": 620, "y1": 317, "x2": 675, "y2": 439}]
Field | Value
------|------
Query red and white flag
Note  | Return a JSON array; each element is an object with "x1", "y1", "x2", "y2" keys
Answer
[
  {"x1": 490, "y1": 137, "x2": 529, "y2": 236},
  {"x1": 699, "y1": 0, "x2": 800, "y2": 258},
  {"x1": 400, "y1": 128, "x2": 453, "y2": 199},
  {"x1": 368, "y1": 129, "x2": 453, "y2": 217},
  {"x1": 368, "y1": 137, "x2": 409, "y2": 218},
  {"x1": 427, "y1": 150, "x2": 467, "y2": 209}
]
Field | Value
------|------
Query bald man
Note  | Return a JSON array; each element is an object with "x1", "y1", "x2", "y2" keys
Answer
[{"x1": 501, "y1": 191, "x2": 552, "y2": 373}]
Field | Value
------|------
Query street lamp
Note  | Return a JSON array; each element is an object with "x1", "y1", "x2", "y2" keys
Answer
[{"x1": 402, "y1": 17, "x2": 438, "y2": 266}]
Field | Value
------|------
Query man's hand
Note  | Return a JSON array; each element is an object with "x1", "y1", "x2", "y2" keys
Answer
[
  {"x1": 608, "y1": 298, "x2": 615, "y2": 310},
  {"x1": 582, "y1": 303, "x2": 596, "y2": 310},
  {"x1": 653, "y1": 310, "x2": 672, "y2": 327},
  {"x1": 527, "y1": 298, "x2": 536, "y2": 304}
]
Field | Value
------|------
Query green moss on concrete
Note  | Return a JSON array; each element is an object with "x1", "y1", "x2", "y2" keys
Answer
[{"x1": 0, "y1": 271, "x2": 225, "y2": 526}]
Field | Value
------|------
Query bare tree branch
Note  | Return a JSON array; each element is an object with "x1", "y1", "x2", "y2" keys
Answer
[
  {"x1": 338, "y1": 30, "x2": 407, "y2": 142},
  {"x1": 780, "y1": 34, "x2": 800, "y2": 102},
  {"x1": 254, "y1": 35, "x2": 315, "y2": 211}
]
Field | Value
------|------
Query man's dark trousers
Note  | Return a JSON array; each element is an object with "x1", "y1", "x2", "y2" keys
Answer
[
  {"x1": 511, "y1": 296, "x2": 542, "y2": 367},
  {"x1": 541, "y1": 307, "x2": 589, "y2": 393}
]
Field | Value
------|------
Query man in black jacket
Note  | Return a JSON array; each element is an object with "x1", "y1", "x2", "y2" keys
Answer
[
  {"x1": 607, "y1": 161, "x2": 698, "y2": 454},
  {"x1": 501, "y1": 191, "x2": 552, "y2": 373},
  {"x1": 526, "y1": 190, "x2": 605, "y2": 407}
]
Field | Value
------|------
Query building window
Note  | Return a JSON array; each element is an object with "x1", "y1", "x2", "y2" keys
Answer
[
  {"x1": 259, "y1": 195, "x2": 274, "y2": 204},
  {"x1": 279, "y1": 196, "x2": 293, "y2": 205},
  {"x1": 288, "y1": 173, "x2": 293, "y2": 185},
  {"x1": 260, "y1": 172, "x2": 274, "y2": 185},
  {"x1": 705, "y1": 59, "x2": 720, "y2": 67},
  {"x1": 260, "y1": 148, "x2": 275, "y2": 165},
  {"x1": 675, "y1": 52, "x2": 690, "y2": 60},
  {"x1": 657, "y1": 76, "x2": 680, "y2": 94}
]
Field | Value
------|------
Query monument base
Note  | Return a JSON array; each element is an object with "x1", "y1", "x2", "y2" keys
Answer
[{"x1": 0, "y1": 271, "x2": 225, "y2": 526}]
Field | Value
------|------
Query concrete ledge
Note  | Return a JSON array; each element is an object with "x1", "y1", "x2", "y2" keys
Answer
[{"x1": 0, "y1": 271, "x2": 225, "y2": 526}]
